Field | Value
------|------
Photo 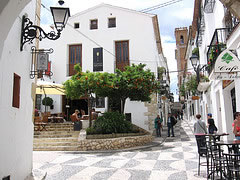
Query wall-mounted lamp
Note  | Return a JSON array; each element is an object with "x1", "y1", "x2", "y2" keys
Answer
[
  {"x1": 190, "y1": 54, "x2": 207, "y2": 83},
  {"x1": 20, "y1": 2, "x2": 70, "y2": 51}
]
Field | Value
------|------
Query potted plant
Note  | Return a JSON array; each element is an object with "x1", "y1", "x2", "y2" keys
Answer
[
  {"x1": 42, "y1": 96, "x2": 53, "y2": 112},
  {"x1": 185, "y1": 75, "x2": 199, "y2": 100}
]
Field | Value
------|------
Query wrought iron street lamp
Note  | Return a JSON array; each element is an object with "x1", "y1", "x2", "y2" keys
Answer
[
  {"x1": 20, "y1": 1, "x2": 70, "y2": 51},
  {"x1": 190, "y1": 54, "x2": 207, "y2": 83}
]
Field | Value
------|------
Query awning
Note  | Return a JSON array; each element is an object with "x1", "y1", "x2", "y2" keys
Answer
[
  {"x1": 209, "y1": 49, "x2": 240, "y2": 80},
  {"x1": 197, "y1": 82, "x2": 211, "y2": 92},
  {"x1": 36, "y1": 80, "x2": 65, "y2": 95}
]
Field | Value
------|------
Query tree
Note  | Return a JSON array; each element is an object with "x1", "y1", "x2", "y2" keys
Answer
[
  {"x1": 42, "y1": 96, "x2": 53, "y2": 112},
  {"x1": 186, "y1": 75, "x2": 198, "y2": 96},
  {"x1": 96, "y1": 64, "x2": 160, "y2": 113},
  {"x1": 64, "y1": 64, "x2": 160, "y2": 120},
  {"x1": 64, "y1": 65, "x2": 110, "y2": 127}
]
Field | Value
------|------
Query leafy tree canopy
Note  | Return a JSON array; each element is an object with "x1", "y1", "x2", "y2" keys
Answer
[{"x1": 64, "y1": 64, "x2": 160, "y2": 113}]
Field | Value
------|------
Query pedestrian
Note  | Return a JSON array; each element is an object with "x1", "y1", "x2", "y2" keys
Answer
[
  {"x1": 194, "y1": 114, "x2": 207, "y2": 156},
  {"x1": 232, "y1": 112, "x2": 240, "y2": 140},
  {"x1": 155, "y1": 115, "x2": 163, "y2": 137},
  {"x1": 207, "y1": 113, "x2": 218, "y2": 134},
  {"x1": 180, "y1": 111, "x2": 183, "y2": 120},
  {"x1": 167, "y1": 113, "x2": 176, "y2": 137}
]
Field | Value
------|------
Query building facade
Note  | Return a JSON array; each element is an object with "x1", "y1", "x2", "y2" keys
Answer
[
  {"x1": 39, "y1": 3, "x2": 169, "y2": 132},
  {"x1": 0, "y1": 0, "x2": 40, "y2": 179},
  {"x1": 181, "y1": 0, "x2": 240, "y2": 140}
]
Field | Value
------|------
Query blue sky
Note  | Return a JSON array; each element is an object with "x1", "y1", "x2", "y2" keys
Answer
[{"x1": 41, "y1": 0, "x2": 194, "y2": 101}]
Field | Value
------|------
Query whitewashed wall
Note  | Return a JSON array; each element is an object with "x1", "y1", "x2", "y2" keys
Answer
[
  {"x1": 0, "y1": 1, "x2": 35, "y2": 179},
  {"x1": 40, "y1": 4, "x2": 162, "y2": 131}
]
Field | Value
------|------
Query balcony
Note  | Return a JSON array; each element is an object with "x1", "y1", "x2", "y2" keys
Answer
[
  {"x1": 196, "y1": 7, "x2": 205, "y2": 47},
  {"x1": 224, "y1": 8, "x2": 240, "y2": 38},
  {"x1": 206, "y1": 28, "x2": 230, "y2": 74},
  {"x1": 204, "y1": 0, "x2": 216, "y2": 13}
]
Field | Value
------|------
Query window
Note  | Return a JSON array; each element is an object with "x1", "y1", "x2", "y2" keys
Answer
[
  {"x1": 74, "y1": 23, "x2": 79, "y2": 29},
  {"x1": 90, "y1": 19, "x2": 98, "y2": 30},
  {"x1": 115, "y1": 41, "x2": 129, "y2": 71},
  {"x1": 180, "y1": 35, "x2": 184, "y2": 44},
  {"x1": 96, "y1": 96, "x2": 105, "y2": 108},
  {"x1": 93, "y1": 47, "x2": 103, "y2": 72},
  {"x1": 12, "y1": 73, "x2": 21, "y2": 108},
  {"x1": 35, "y1": 94, "x2": 42, "y2": 110},
  {"x1": 68, "y1": 44, "x2": 82, "y2": 76},
  {"x1": 108, "y1": 18, "x2": 116, "y2": 28}
]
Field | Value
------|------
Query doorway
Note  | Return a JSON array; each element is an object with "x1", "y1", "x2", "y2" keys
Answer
[
  {"x1": 216, "y1": 91, "x2": 223, "y2": 133},
  {"x1": 62, "y1": 96, "x2": 88, "y2": 121}
]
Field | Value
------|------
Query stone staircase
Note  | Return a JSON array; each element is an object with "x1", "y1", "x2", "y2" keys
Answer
[{"x1": 33, "y1": 122, "x2": 80, "y2": 151}]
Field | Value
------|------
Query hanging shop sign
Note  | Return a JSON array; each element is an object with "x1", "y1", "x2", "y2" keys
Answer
[{"x1": 210, "y1": 49, "x2": 240, "y2": 80}]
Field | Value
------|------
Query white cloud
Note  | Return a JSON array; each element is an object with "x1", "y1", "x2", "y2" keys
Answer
[{"x1": 161, "y1": 35, "x2": 176, "y2": 43}]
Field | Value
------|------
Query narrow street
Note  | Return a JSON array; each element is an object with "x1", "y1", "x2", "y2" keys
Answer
[{"x1": 33, "y1": 119, "x2": 206, "y2": 180}]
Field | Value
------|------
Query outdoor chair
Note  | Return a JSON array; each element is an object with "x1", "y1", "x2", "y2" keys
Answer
[
  {"x1": 224, "y1": 152, "x2": 240, "y2": 179},
  {"x1": 34, "y1": 116, "x2": 47, "y2": 131}
]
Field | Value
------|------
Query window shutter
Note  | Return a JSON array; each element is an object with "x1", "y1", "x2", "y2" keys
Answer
[
  {"x1": 12, "y1": 73, "x2": 21, "y2": 108},
  {"x1": 93, "y1": 47, "x2": 103, "y2": 71}
]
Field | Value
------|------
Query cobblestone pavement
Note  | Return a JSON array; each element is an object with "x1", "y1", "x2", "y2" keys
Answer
[{"x1": 33, "y1": 119, "x2": 207, "y2": 180}]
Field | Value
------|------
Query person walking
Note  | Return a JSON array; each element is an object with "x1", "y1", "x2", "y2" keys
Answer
[
  {"x1": 167, "y1": 113, "x2": 176, "y2": 137},
  {"x1": 207, "y1": 113, "x2": 218, "y2": 134},
  {"x1": 194, "y1": 114, "x2": 207, "y2": 156},
  {"x1": 155, "y1": 115, "x2": 163, "y2": 137}
]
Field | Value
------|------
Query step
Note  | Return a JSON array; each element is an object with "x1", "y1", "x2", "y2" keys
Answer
[
  {"x1": 34, "y1": 134, "x2": 79, "y2": 138},
  {"x1": 33, "y1": 141, "x2": 79, "y2": 147},
  {"x1": 34, "y1": 130, "x2": 76, "y2": 135},
  {"x1": 34, "y1": 137, "x2": 78, "y2": 143},
  {"x1": 33, "y1": 146, "x2": 79, "y2": 151}
]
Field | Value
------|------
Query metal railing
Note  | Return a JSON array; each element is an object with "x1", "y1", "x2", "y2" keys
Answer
[
  {"x1": 206, "y1": 28, "x2": 230, "y2": 74},
  {"x1": 204, "y1": 0, "x2": 216, "y2": 13}
]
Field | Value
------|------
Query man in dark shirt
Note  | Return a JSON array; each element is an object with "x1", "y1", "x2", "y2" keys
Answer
[{"x1": 167, "y1": 113, "x2": 176, "y2": 137}]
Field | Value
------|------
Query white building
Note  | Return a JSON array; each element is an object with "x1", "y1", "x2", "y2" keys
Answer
[
  {"x1": 40, "y1": 3, "x2": 169, "y2": 132},
  {"x1": 0, "y1": 0, "x2": 39, "y2": 179},
  {"x1": 184, "y1": 0, "x2": 240, "y2": 140}
]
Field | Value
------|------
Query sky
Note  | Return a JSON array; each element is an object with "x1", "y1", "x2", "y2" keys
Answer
[{"x1": 41, "y1": 0, "x2": 194, "y2": 101}]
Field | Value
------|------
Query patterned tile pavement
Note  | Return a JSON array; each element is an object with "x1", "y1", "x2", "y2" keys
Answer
[{"x1": 32, "y1": 119, "x2": 207, "y2": 180}]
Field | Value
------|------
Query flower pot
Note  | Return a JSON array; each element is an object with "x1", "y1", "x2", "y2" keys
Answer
[{"x1": 192, "y1": 96, "x2": 200, "y2": 100}]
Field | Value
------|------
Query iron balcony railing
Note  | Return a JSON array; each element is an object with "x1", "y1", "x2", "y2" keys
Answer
[
  {"x1": 206, "y1": 28, "x2": 231, "y2": 74},
  {"x1": 224, "y1": 8, "x2": 240, "y2": 37},
  {"x1": 204, "y1": 0, "x2": 216, "y2": 13}
]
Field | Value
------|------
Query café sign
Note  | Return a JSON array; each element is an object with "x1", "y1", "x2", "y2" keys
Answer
[{"x1": 209, "y1": 49, "x2": 240, "y2": 80}]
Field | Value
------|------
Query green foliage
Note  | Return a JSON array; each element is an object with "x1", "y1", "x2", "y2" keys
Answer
[
  {"x1": 157, "y1": 67, "x2": 166, "y2": 80},
  {"x1": 186, "y1": 75, "x2": 198, "y2": 95},
  {"x1": 208, "y1": 43, "x2": 226, "y2": 68},
  {"x1": 179, "y1": 84, "x2": 185, "y2": 97},
  {"x1": 42, "y1": 97, "x2": 53, "y2": 106},
  {"x1": 89, "y1": 112, "x2": 134, "y2": 134},
  {"x1": 200, "y1": 75, "x2": 209, "y2": 82},
  {"x1": 86, "y1": 127, "x2": 98, "y2": 135},
  {"x1": 192, "y1": 47, "x2": 199, "y2": 57},
  {"x1": 64, "y1": 63, "x2": 161, "y2": 113}
]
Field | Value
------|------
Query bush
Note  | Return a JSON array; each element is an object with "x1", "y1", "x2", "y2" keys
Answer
[
  {"x1": 88, "y1": 111, "x2": 134, "y2": 134},
  {"x1": 86, "y1": 127, "x2": 97, "y2": 135},
  {"x1": 42, "y1": 97, "x2": 53, "y2": 106}
]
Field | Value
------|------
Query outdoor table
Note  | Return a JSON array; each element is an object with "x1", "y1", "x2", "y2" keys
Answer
[
  {"x1": 48, "y1": 116, "x2": 64, "y2": 123},
  {"x1": 216, "y1": 140, "x2": 240, "y2": 154}
]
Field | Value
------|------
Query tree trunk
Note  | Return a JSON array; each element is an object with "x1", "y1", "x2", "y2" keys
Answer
[
  {"x1": 120, "y1": 98, "x2": 126, "y2": 114},
  {"x1": 88, "y1": 95, "x2": 92, "y2": 127}
]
